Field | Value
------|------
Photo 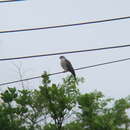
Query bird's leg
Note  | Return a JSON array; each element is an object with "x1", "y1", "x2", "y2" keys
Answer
[{"x1": 63, "y1": 70, "x2": 67, "y2": 73}]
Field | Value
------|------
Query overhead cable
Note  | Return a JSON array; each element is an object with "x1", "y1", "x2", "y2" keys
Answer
[
  {"x1": 0, "y1": 16, "x2": 130, "y2": 34},
  {"x1": 0, "y1": 44, "x2": 130, "y2": 61},
  {"x1": 0, "y1": 57, "x2": 130, "y2": 86},
  {"x1": 0, "y1": 0, "x2": 24, "y2": 3}
]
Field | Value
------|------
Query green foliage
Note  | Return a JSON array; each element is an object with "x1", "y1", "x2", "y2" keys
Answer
[
  {"x1": 112, "y1": 98, "x2": 130, "y2": 128},
  {"x1": 0, "y1": 88, "x2": 26, "y2": 130},
  {"x1": 64, "y1": 121, "x2": 84, "y2": 130},
  {"x1": 40, "y1": 72, "x2": 80, "y2": 130},
  {"x1": 0, "y1": 72, "x2": 130, "y2": 130},
  {"x1": 43, "y1": 123, "x2": 57, "y2": 130},
  {"x1": 77, "y1": 91, "x2": 130, "y2": 130},
  {"x1": 1, "y1": 87, "x2": 17, "y2": 103},
  {"x1": 0, "y1": 72, "x2": 80, "y2": 130}
]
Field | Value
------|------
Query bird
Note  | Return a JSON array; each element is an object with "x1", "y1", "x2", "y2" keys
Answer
[{"x1": 59, "y1": 56, "x2": 76, "y2": 80}]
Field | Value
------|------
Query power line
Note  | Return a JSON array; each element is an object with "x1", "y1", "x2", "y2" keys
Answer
[
  {"x1": 0, "y1": 57, "x2": 130, "y2": 86},
  {"x1": 0, "y1": 44, "x2": 130, "y2": 61},
  {"x1": 0, "y1": 16, "x2": 130, "y2": 34},
  {"x1": 0, "y1": 0, "x2": 24, "y2": 3}
]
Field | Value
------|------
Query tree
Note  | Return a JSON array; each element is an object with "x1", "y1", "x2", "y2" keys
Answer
[
  {"x1": 75, "y1": 91, "x2": 130, "y2": 130},
  {"x1": 0, "y1": 72, "x2": 81, "y2": 130},
  {"x1": 0, "y1": 72, "x2": 130, "y2": 130},
  {"x1": 37, "y1": 73, "x2": 80, "y2": 130},
  {"x1": 0, "y1": 87, "x2": 26, "y2": 130}
]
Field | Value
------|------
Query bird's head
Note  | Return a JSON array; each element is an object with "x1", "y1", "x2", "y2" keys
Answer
[{"x1": 59, "y1": 56, "x2": 66, "y2": 59}]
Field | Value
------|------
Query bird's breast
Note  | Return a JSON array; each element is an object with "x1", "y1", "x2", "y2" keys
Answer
[{"x1": 60, "y1": 59, "x2": 68, "y2": 71}]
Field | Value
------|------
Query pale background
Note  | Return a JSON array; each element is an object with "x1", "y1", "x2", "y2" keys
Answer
[{"x1": 0, "y1": 0, "x2": 130, "y2": 99}]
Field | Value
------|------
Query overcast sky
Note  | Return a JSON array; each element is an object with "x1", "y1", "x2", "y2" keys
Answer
[{"x1": 0, "y1": 0, "x2": 130, "y2": 99}]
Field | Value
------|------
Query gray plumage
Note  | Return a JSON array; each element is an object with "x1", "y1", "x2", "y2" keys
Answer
[{"x1": 59, "y1": 56, "x2": 76, "y2": 80}]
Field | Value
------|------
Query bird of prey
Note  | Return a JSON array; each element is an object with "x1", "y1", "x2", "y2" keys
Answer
[{"x1": 59, "y1": 56, "x2": 76, "y2": 80}]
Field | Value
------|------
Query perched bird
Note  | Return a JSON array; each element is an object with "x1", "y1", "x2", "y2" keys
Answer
[{"x1": 59, "y1": 56, "x2": 76, "y2": 80}]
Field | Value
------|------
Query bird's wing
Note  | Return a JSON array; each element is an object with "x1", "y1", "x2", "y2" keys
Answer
[
  {"x1": 65, "y1": 59, "x2": 73, "y2": 70},
  {"x1": 65, "y1": 59, "x2": 76, "y2": 78}
]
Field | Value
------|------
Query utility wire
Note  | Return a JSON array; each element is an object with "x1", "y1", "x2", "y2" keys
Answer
[
  {"x1": 0, "y1": 0, "x2": 24, "y2": 3},
  {"x1": 0, "y1": 57, "x2": 130, "y2": 86},
  {"x1": 0, "y1": 44, "x2": 130, "y2": 61},
  {"x1": 0, "y1": 16, "x2": 130, "y2": 34}
]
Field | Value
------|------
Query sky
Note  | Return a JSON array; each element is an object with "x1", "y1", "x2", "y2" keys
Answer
[{"x1": 0, "y1": 0, "x2": 130, "y2": 99}]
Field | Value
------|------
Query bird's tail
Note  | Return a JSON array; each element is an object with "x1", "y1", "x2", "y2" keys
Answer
[{"x1": 71, "y1": 69, "x2": 76, "y2": 81}]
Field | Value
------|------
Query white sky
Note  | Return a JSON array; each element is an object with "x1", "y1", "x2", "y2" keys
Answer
[{"x1": 0, "y1": 0, "x2": 130, "y2": 99}]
